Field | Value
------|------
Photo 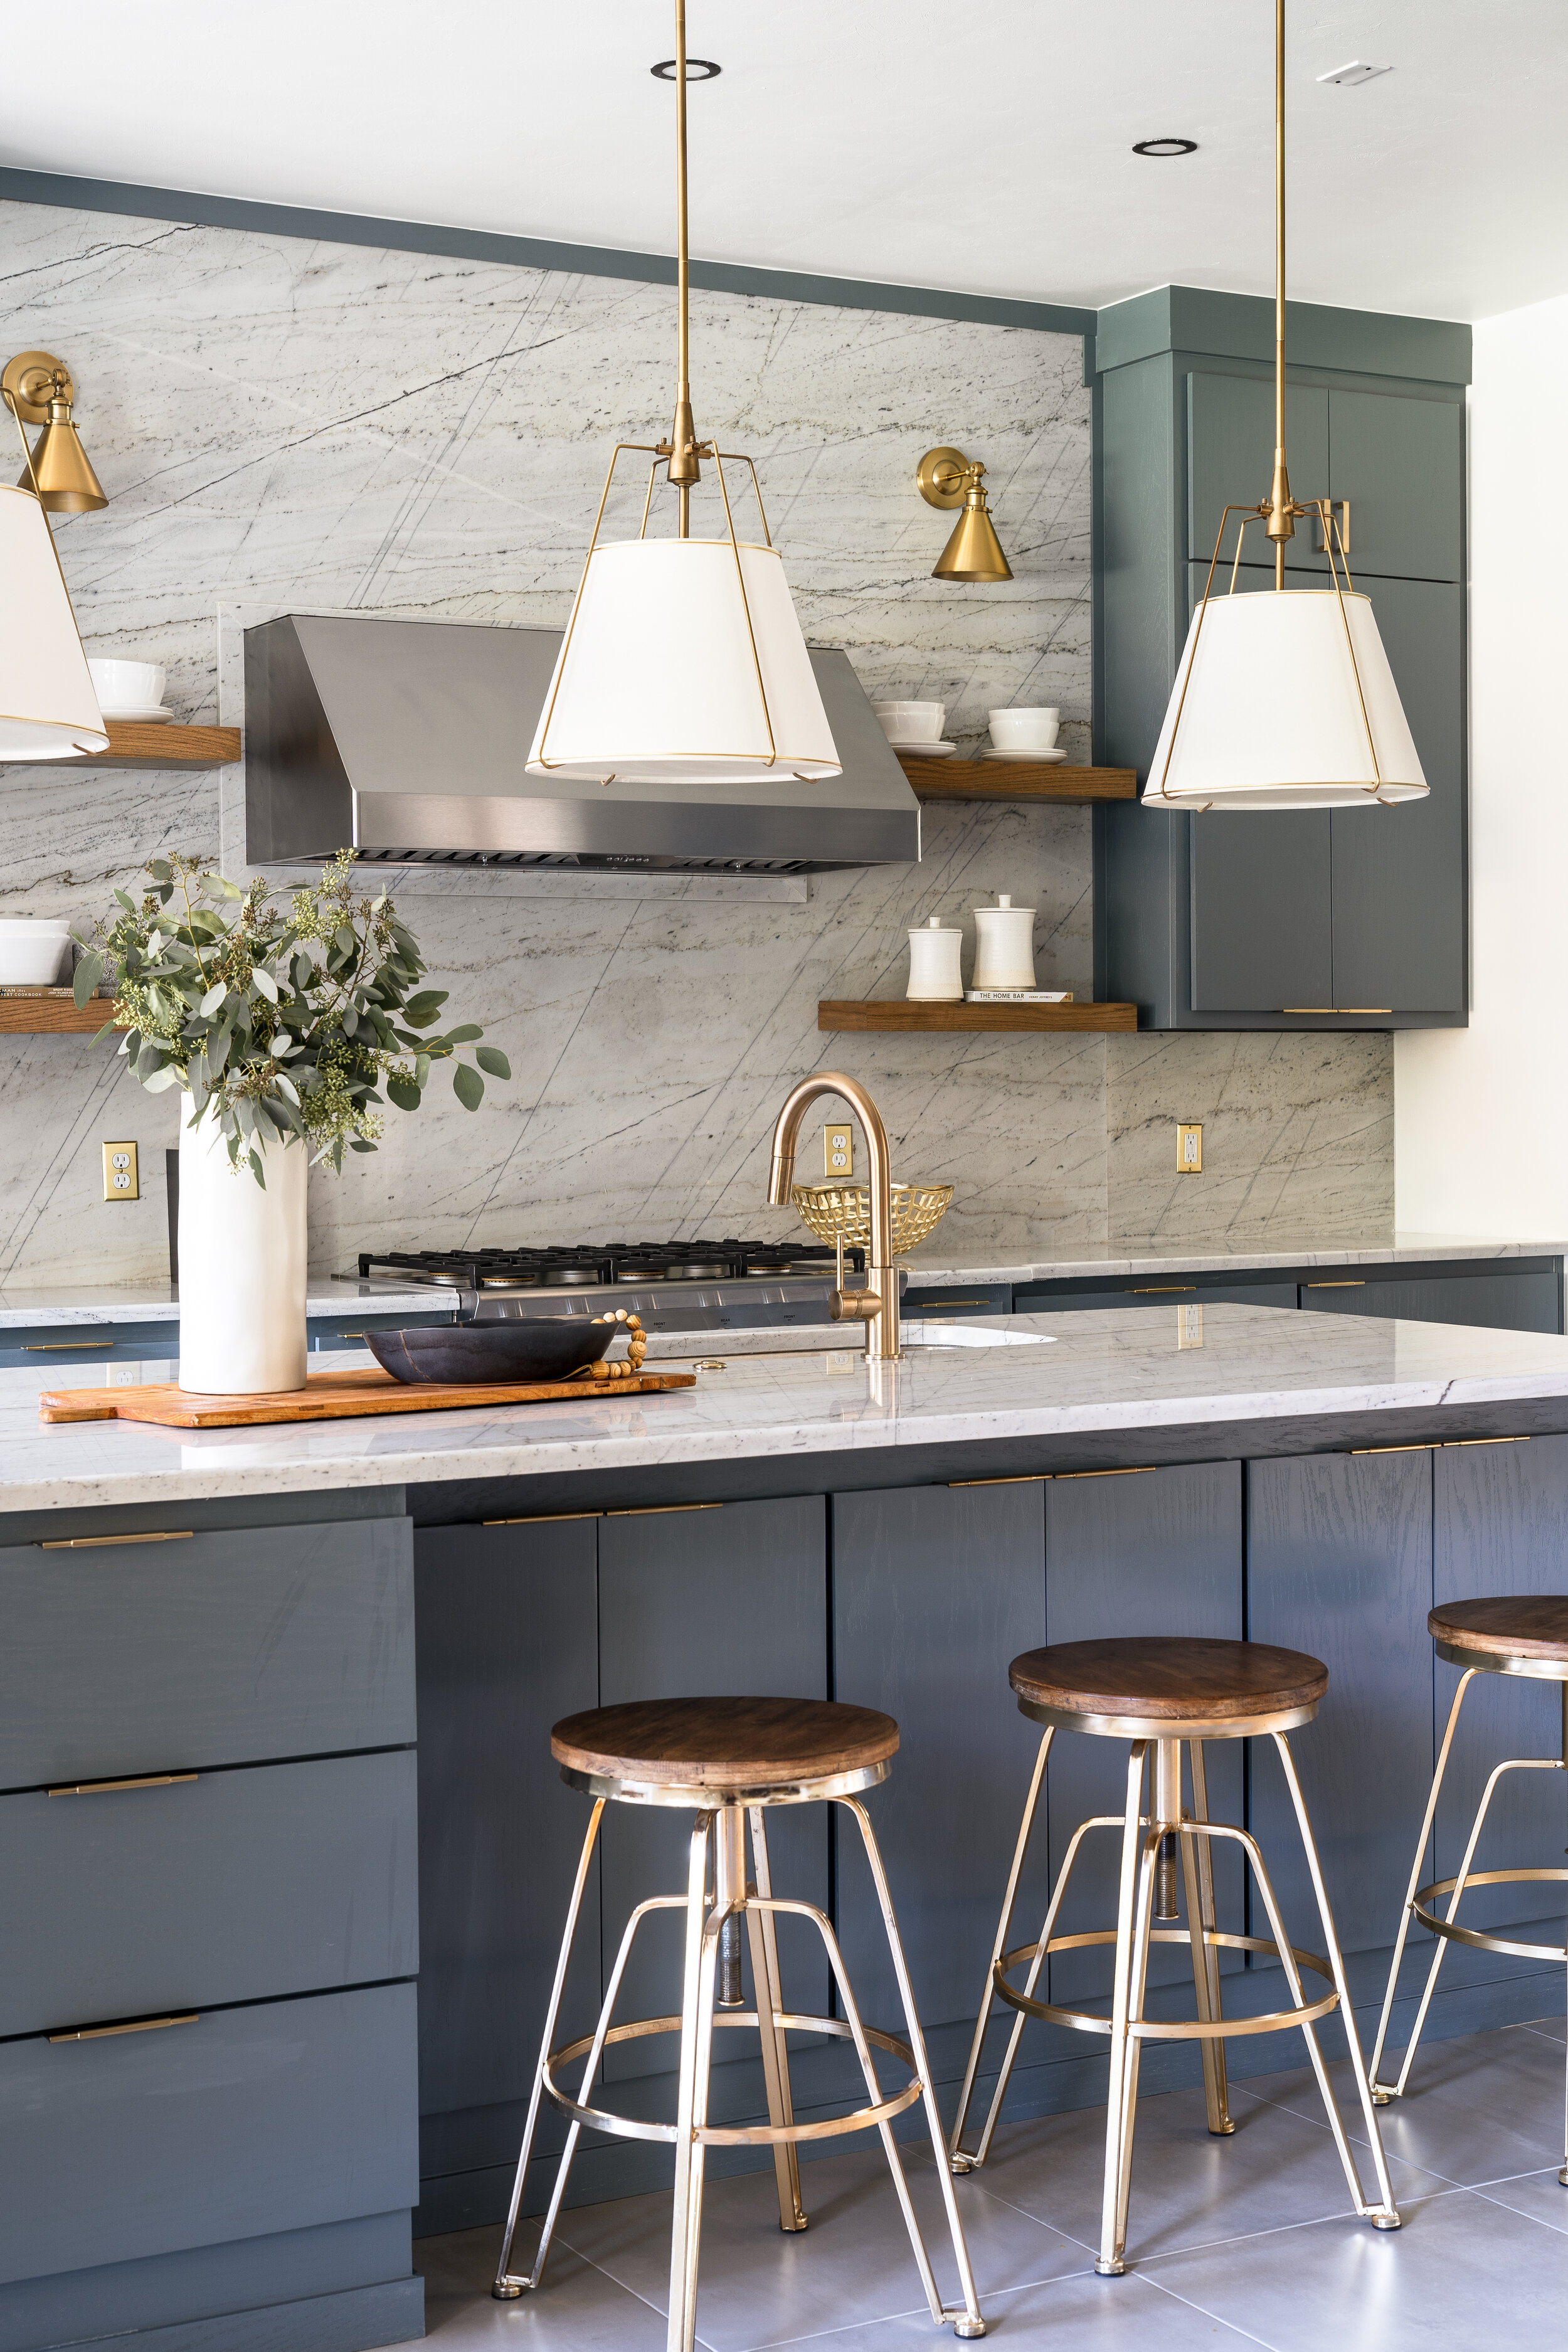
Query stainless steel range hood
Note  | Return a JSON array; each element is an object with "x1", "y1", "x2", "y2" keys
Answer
[{"x1": 244, "y1": 615, "x2": 920, "y2": 874}]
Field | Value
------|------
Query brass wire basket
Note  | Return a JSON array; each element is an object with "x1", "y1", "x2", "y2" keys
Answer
[{"x1": 791, "y1": 1181, "x2": 953, "y2": 1258}]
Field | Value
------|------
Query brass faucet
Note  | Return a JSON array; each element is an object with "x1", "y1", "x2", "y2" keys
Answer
[{"x1": 766, "y1": 1072, "x2": 901, "y2": 1362}]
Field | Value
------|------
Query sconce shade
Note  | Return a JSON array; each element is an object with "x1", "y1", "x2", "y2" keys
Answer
[
  {"x1": 0, "y1": 485, "x2": 107, "y2": 758},
  {"x1": 933, "y1": 498, "x2": 1013, "y2": 584},
  {"x1": 527, "y1": 537, "x2": 840, "y2": 782},
  {"x1": 1143, "y1": 587, "x2": 1428, "y2": 810},
  {"x1": 21, "y1": 415, "x2": 107, "y2": 513}
]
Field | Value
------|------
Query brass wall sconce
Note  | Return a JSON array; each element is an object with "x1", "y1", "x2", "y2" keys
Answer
[
  {"x1": 2, "y1": 351, "x2": 108, "y2": 513},
  {"x1": 916, "y1": 445, "x2": 1012, "y2": 583}
]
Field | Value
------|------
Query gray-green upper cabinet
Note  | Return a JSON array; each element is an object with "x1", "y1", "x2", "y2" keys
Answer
[{"x1": 1095, "y1": 285, "x2": 1470, "y2": 1032}]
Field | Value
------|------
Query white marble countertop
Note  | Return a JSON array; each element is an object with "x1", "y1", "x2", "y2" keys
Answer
[
  {"x1": 1, "y1": 1234, "x2": 1560, "y2": 1330},
  {"x1": 7, "y1": 1304, "x2": 1568, "y2": 1517}
]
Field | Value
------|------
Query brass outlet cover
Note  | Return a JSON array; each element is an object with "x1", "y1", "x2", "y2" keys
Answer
[
  {"x1": 1176, "y1": 1123, "x2": 1202, "y2": 1175},
  {"x1": 916, "y1": 445, "x2": 970, "y2": 511},
  {"x1": 103, "y1": 1141, "x2": 139, "y2": 1200},
  {"x1": 3, "y1": 350, "x2": 73, "y2": 425},
  {"x1": 824, "y1": 1123, "x2": 854, "y2": 1179}
]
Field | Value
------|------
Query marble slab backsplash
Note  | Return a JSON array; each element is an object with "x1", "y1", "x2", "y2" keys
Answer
[{"x1": 0, "y1": 197, "x2": 1392, "y2": 1285}]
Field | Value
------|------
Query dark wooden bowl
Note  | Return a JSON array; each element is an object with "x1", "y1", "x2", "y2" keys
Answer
[{"x1": 367, "y1": 1320, "x2": 615, "y2": 1386}]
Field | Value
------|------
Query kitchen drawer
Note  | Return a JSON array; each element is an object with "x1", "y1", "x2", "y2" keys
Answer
[
  {"x1": 0, "y1": 1517, "x2": 415, "y2": 1792},
  {"x1": 1015, "y1": 1280, "x2": 1298, "y2": 1313},
  {"x1": 1298, "y1": 1269, "x2": 1560, "y2": 1333},
  {"x1": 0, "y1": 1319, "x2": 177, "y2": 1369},
  {"x1": 0, "y1": 1751, "x2": 416, "y2": 2039},
  {"x1": 902, "y1": 1283, "x2": 1014, "y2": 1318},
  {"x1": 0, "y1": 1983, "x2": 418, "y2": 2287}
]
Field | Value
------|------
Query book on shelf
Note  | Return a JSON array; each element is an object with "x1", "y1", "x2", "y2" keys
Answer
[{"x1": 964, "y1": 989, "x2": 1074, "y2": 1004}]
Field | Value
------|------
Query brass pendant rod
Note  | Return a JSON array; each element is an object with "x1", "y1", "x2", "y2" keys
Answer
[
  {"x1": 669, "y1": 0, "x2": 699, "y2": 531},
  {"x1": 1274, "y1": 0, "x2": 1286, "y2": 588}
]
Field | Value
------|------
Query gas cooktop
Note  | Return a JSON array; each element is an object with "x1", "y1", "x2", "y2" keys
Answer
[{"x1": 355, "y1": 1238, "x2": 865, "y2": 1290}]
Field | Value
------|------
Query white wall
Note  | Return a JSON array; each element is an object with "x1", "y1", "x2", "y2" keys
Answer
[{"x1": 1396, "y1": 290, "x2": 1568, "y2": 1237}]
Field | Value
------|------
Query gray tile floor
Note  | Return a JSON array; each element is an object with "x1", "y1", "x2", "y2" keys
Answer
[{"x1": 400, "y1": 2019, "x2": 1568, "y2": 2350}]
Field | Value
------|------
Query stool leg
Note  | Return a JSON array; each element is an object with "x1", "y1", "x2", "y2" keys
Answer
[
  {"x1": 948, "y1": 1727, "x2": 1053, "y2": 2171},
  {"x1": 1369, "y1": 1669, "x2": 1478, "y2": 2101},
  {"x1": 746, "y1": 1806, "x2": 808, "y2": 2232},
  {"x1": 1097, "y1": 1740, "x2": 1153, "y2": 2277},
  {"x1": 494, "y1": 1798, "x2": 606, "y2": 2298},
  {"x1": 1181, "y1": 1739, "x2": 1232, "y2": 2136},
  {"x1": 1264, "y1": 1735, "x2": 1401, "y2": 2230},
  {"x1": 837, "y1": 1796, "x2": 988, "y2": 2338},
  {"x1": 668, "y1": 1811, "x2": 721, "y2": 2352}
]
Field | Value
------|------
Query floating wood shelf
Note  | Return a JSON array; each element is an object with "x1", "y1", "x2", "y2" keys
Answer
[
  {"x1": 0, "y1": 998, "x2": 119, "y2": 1034},
  {"x1": 1, "y1": 722, "x2": 241, "y2": 770},
  {"x1": 819, "y1": 999, "x2": 1138, "y2": 1034},
  {"x1": 896, "y1": 752, "x2": 1136, "y2": 803}
]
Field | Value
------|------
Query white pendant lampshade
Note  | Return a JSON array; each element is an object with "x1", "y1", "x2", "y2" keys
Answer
[
  {"x1": 1143, "y1": 588, "x2": 1428, "y2": 811},
  {"x1": 527, "y1": 536, "x2": 839, "y2": 782},
  {"x1": 0, "y1": 484, "x2": 107, "y2": 758}
]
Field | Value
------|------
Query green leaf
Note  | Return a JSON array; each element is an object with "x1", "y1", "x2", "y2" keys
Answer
[
  {"x1": 215, "y1": 876, "x2": 245, "y2": 899},
  {"x1": 452, "y1": 1061, "x2": 484, "y2": 1112},
  {"x1": 142, "y1": 1064, "x2": 182, "y2": 1093},
  {"x1": 113, "y1": 887, "x2": 137, "y2": 913},
  {"x1": 248, "y1": 1149, "x2": 267, "y2": 1187},
  {"x1": 92, "y1": 1017, "x2": 117, "y2": 1044},
  {"x1": 251, "y1": 965, "x2": 278, "y2": 1002},
  {"x1": 442, "y1": 1024, "x2": 483, "y2": 1044},
  {"x1": 72, "y1": 952, "x2": 103, "y2": 1010},
  {"x1": 349, "y1": 1138, "x2": 376, "y2": 1153},
  {"x1": 387, "y1": 1076, "x2": 421, "y2": 1113},
  {"x1": 147, "y1": 858, "x2": 172, "y2": 881},
  {"x1": 413, "y1": 1053, "x2": 430, "y2": 1088},
  {"x1": 199, "y1": 981, "x2": 226, "y2": 1017},
  {"x1": 474, "y1": 1046, "x2": 511, "y2": 1079},
  {"x1": 401, "y1": 990, "x2": 448, "y2": 1029}
]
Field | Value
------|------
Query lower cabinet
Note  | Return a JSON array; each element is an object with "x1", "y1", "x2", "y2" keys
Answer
[{"x1": 1298, "y1": 1266, "x2": 1560, "y2": 1335}]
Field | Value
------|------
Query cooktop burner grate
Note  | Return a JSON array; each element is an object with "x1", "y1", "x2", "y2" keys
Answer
[{"x1": 356, "y1": 1237, "x2": 864, "y2": 1288}]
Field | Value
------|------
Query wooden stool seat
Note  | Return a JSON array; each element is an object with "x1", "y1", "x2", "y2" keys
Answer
[
  {"x1": 1427, "y1": 1595, "x2": 1568, "y2": 1669},
  {"x1": 1009, "y1": 1636, "x2": 1327, "y2": 1731},
  {"x1": 551, "y1": 1695, "x2": 900, "y2": 1793}
]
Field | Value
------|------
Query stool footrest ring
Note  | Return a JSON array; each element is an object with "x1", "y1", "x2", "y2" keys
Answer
[
  {"x1": 1411, "y1": 1868, "x2": 1568, "y2": 1964},
  {"x1": 543, "y1": 2011, "x2": 922, "y2": 2145},
  {"x1": 995, "y1": 1926, "x2": 1339, "y2": 2040}
]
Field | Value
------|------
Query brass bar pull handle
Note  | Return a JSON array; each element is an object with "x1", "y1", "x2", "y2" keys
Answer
[
  {"x1": 914, "y1": 1299, "x2": 993, "y2": 1308},
  {"x1": 50, "y1": 2013, "x2": 198, "y2": 2044},
  {"x1": 1306, "y1": 1281, "x2": 1365, "y2": 1288},
  {"x1": 1054, "y1": 1466, "x2": 1155, "y2": 1481},
  {"x1": 23, "y1": 1341, "x2": 113, "y2": 1350},
  {"x1": 1127, "y1": 1286, "x2": 1196, "y2": 1294},
  {"x1": 603, "y1": 1502, "x2": 723, "y2": 1518},
  {"x1": 1281, "y1": 1009, "x2": 1392, "y2": 1015},
  {"x1": 48, "y1": 1772, "x2": 198, "y2": 1798},
  {"x1": 36, "y1": 1530, "x2": 193, "y2": 1549},
  {"x1": 1313, "y1": 499, "x2": 1350, "y2": 555}
]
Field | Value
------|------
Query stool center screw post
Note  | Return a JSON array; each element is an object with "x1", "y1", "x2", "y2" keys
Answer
[
  {"x1": 1154, "y1": 1739, "x2": 1182, "y2": 1922},
  {"x1": 716, "y1": 1807, "x2": 746, "y2": 2008}
]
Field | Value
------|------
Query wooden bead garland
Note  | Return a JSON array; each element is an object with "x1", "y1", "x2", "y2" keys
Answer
[{"x1": 581, "y1": 1309, "x2": 647, "y2": 1380}]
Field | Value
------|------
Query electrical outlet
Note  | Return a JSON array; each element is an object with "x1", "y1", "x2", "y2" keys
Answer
[
  {"x1": 1177, "y1": 1303, "x2": 1205, "y2": 1348},
  {"x1": 102, "y1": 1141, "x2": 139, "y2": 1201},
  {"x1": 824, "y1": 1123, "x2": 854, "y2": 1179},
  {"x1": 1176, "y1": 1123, "x2": 1202, "y2": 1175}
]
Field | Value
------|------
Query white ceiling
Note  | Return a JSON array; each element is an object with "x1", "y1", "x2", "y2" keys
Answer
[{"x1": 4, "y1": 0, "x2": 1566, "y2": 324}]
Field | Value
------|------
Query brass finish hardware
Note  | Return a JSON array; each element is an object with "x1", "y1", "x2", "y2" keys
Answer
[
  {"x1": 50, "y1": 2013, "x2": 198, "y2": 2043},
  {"x1": 1444, "y1": 1436, "x2": 1531, "y2": 1448},
  {"x1": 1176, "y1": 1123, "x2": 1203, "y2": 1175},
  {"x1": 918, "y1": 1300, "x2": 993, "y2": 1310},
  {"x1": 102, "y1": 1140, "x2": 139, "y2": 1200},
  {"x1": 1348, "y1": 1438, "x2": 1531, "y2": 1456},
  {"x1": 916, "y1": 446, "x2": 1013, "y2": 584},
  {"x1": 1306, "y1": 1281, "x2": 1365, "y2": 1288},
  {"x1": 1055, "y1": 1466, "x2": 1155, "y2": 1481},
  {"x1": 1128, "y1": 1286, "x2": 1196, "y2": 1295},
  {"x1": 36, "y1": 1530, "x2": 193, "y2": 1549},
  {"x1": 693, "y1": 1359, "x2": 728, "y2": 1371},
  {"x1": 2, "y1": 349, "x2": 107, "y2": 512},
  {"x1": 49, "y1": 1772, "x2": 198, "y2": 1797},
  {"x1": 916, "y1": 447, "x2": 971, "y2": 510},
  {"x1": 824, "y1": 1123, "x2": 854, "y2": 1179},
  {"x1": 483, "y1": 1512, "x2": 603, "y2": 1526},
  {"x1": 603, "y1": 1502, "x2": 722, "y2": 1517},
  {"x1": 948, "y1": 1474, "x2": 1047, "y2": 1488},
  {"x1": 770, "y1": 1074, "x2": 902, "y2": 1362},
  {"x1": 24, "y1": 1341, "x2": 110, "y2": 1350},
  {"x1": 1350, "y1": 1444, "x2": 1433, "y2": 1455},
  {"x1": 1313, "y1": 499, "x2": 1350, "y2": 555},
  {"x1": 1282, "y1": 1009, "x2": 1393, "y2": 1015}
]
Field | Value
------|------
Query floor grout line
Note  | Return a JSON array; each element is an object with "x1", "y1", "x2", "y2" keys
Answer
[{"x1": 1131, "y1": 2264, "x2": 1287, "y2": 2351}]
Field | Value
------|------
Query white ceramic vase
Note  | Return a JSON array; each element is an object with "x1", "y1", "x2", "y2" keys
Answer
[
  {"x1": 971, "y1": 894, "x2": 1038, "y2": 992},
  {"x1": 178, "y1": 1104, "x2": 308, "y2": 1394},
  {"x1": 906, "y1": 914, "x2": 965, "y2": 1000}
]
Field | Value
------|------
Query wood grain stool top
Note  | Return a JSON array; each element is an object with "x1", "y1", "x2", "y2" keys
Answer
[
  {"x1": 551, "y1": 1695, "x2": 900, "y2": 1791},
  {"x1": 1428, "y1": 1595, "x2": 1568, "y2": 1665},
  {"x1": 1009, "y1": 1636, "x2": 1328, "y2": 1727}
]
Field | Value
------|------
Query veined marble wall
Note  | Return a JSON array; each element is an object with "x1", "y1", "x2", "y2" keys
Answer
[{"x1": 0, "y1": 199, "x2": 1392, "y2": 1285}]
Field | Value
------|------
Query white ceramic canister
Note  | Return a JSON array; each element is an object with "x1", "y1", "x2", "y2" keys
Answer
[
  {"x1": 906, "y1": 913, "x2": 965, "y2": 1000},
  {"x1": 178, "y1": 1105, "x2": 308, "y2": 1394},
  {"x1": 971, "y1": 893, "x2": 1037, "y2": 992}
]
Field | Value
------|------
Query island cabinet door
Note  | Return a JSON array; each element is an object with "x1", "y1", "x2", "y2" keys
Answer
[
  {"x1": 1246, "y1": 1451, "x2": 1434, "y2": 1959},
  {"x1": 1434, "y1": 1434, "x2": 1568, "y2": 1941},
  {"x1": 831, "y1": 1481, "x2": 1047, "y2": 2049},
  {"x1": 413, "y1": 1517, "x2": 599, "y2": 2219},
  {"x1": 597, "y1": 1497, "x2": 829, "y2": 2087},
  {"x1": 1044, "y1": 1463, "x2": 1246, "y2": 2008}
]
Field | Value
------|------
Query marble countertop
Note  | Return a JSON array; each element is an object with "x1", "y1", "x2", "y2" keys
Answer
[
  {"x1": 8, "y1": 1304, "x2": 1568, "y2": 1517},
  {"x1": 1, "y1": 1234, "x2": 1560, "y2": 1330}
]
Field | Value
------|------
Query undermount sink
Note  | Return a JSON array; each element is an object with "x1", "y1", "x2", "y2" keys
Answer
[
  {"x1": 644, "y1": 1318, "x2": 1055, "y2": 1360},
  {"x1": 904, "y1": 1320, "x2": 1055, "y2": 1348}
]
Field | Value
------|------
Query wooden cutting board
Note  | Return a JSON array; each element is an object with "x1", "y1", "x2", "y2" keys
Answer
[{"x1": 38, "y1": 1368, "x2": 698, "y2": 1428}]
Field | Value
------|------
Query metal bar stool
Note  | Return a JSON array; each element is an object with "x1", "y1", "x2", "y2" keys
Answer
[
  {"x1": 947, "y1": 1637, "x2": 1401, "y2": 2275},
  {"x1": 492, "y1": 1694, "x2": 986, "y2": 2346},
  {"x1": 1369, "y1": 1594, "x2": 1568, "y2": 2183}
]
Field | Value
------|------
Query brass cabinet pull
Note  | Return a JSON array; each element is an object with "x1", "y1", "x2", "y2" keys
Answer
[
  {"x1": 1281, "y1": 1008, "x2": 1392, "y2": 1015},
  {"x1": 484, "y1": 1511, "x2": 603, "y2": 1526},
  {"x1": 914, "y1": 1298, "x2": 993, "y2": 1308},
  {"x1": 948, "y1": 1474, "x2": 1047, "y2": 1488},
  {"x1": 23, "y1": 1341, "x2": 113, "y2": 1350},
  {"x1": 36, "y1": 1530, "x2": 193, "y2": 1549},
  {"x1": 1126, "y1": 1285, "x2": 1195, "y2": 1294},
  {"x1": 50, "y1": 2013, "x2": 198, "y2": 2044},
  {"x1": 1305, "y1": 1281, "x2": 1365, "y2": 1288},
  {"x1": 1054, "y1": 1466, "x2": 1155, "y2": 1481},
  {"x1": 48, "y1": 1772, "x2": 198, "y2": 1798},
  {"x1": 604, "y1": 1502, "x2": 722, "y2": 1517}
]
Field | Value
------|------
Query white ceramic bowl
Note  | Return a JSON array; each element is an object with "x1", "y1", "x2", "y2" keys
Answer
[
  {"x1": 988, "y1": 706, "x2": 1060, "y2": 751},
  {"x1": 0, "y1": 916, "x2": 73, "y2": 986},
  {"x1": 872, "y1": 699, "x2": 945, "y2": 744},
  {"x1": 87, "y1": 657, "x2": 167, "y2": 711}
]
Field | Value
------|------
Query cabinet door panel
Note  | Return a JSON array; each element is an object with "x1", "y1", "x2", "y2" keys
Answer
[
  {"x1": 832, "y1": 1482, "x2": 1047, "y2": 2033},
  {"x1": 598, "y1": 1499, "x2": 828, "y2": 2076},
  {"x1": 1328, "y1": 389, "x2": 1462, "y2": 582},
  {"x1": 1044, "y1": 1463, "x2": 1244, "y2": 2001},
  {"x1": 1187, "y1": 373, "x2": 1329, "y2": 573},
  {"x1": 414, "y1": 1520, "x2": 599, "y2": 2124},
  {"x1": 1016, "y1": 1284, "x2": 1298, "y2": 1315},
  {"x1": 1299, "y1": 1271, "x2": 1557, "y2": 1334},
  {"x1": 1434, "y1": 1438, "x2": 1568, "y2": 1935},
  {"x1": 1247, "y1": 1453, "x2": 1433, "y2": 1956}
]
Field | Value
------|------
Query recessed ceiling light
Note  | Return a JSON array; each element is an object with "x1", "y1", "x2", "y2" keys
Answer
[
  {"x1": 1317, "y1": 61, "x2": 1392, "y2": 86},
  {"x1": 650, "y1": 56, "x2": 721, "y2": 80},
  {"x1": 1133, "y1": 137, "x2": 1198, "y2": 157}
]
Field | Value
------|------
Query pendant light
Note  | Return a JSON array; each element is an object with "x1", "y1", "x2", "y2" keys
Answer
[
  {"x1": 0, "y1": 362, "x2": 107, "y2": 761},
  {"x1": 527, "y1": 3, "x2": 839, "y2": 785},
  {"x1": 1142, "y1": 0, "x2": 1427, "y2": 812}
]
